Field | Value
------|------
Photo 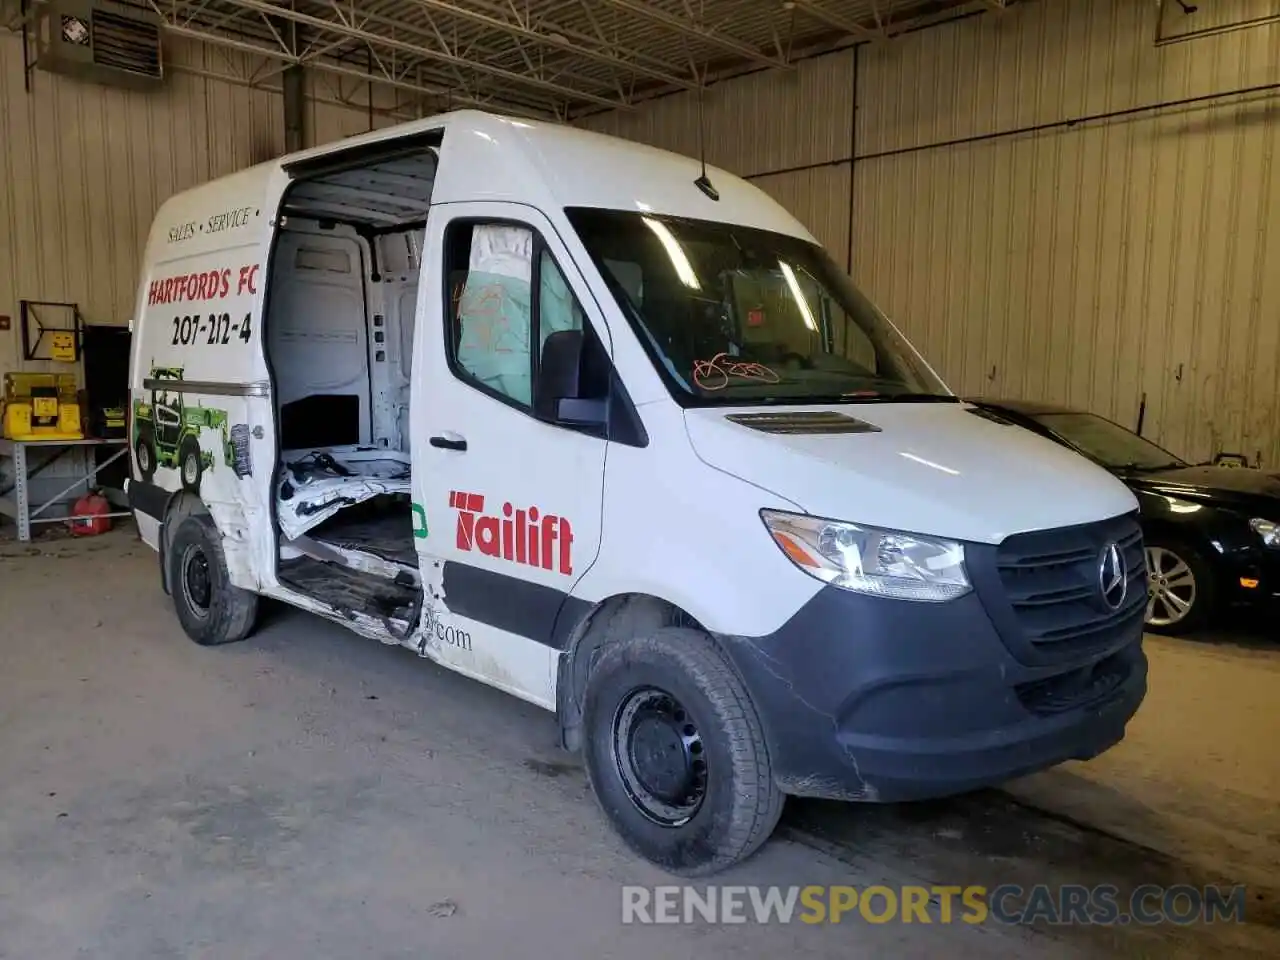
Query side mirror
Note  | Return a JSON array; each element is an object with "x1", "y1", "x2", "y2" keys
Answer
[{"x1": 535, "y1": 329, "x2": 607, "y2": 427}]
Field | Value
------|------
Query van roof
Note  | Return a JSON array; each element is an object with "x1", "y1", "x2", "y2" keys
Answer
[{"x1": 146, "y1": 109, "x2": 814, "y2": 251}]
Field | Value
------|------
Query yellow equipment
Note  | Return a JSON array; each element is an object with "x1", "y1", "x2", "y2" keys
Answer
[
  {"x1": 49, "y1": 331, "x2": 77, "y2": 363},
  {"x1": 2, "y1": 372, "x2": 83, "y2": 441},
  {"x1": 101, "y1": 405, "x2": 127, "y2": 436}
]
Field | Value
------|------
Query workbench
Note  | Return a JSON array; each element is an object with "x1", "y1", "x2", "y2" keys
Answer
[{"x1": 0, "y1": 438, "x2": 132, "y2": 542}]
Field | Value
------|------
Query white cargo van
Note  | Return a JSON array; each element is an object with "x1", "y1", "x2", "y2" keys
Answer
[{"x1": 127, "y1": 110, "x2": 1148, "y2": 875}]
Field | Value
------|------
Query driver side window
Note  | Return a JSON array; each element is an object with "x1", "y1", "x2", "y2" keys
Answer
[{"x1": 445, "y1": 220, "x2": 585, "y2": 411}]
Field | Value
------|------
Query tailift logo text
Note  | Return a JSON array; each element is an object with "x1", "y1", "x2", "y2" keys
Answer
[{"x1": 450, "y1": 491, "x2": 574, "y2": 576}]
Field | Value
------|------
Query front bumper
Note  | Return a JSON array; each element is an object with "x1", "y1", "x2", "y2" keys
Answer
[{"x1": 719, "y1": 585, "x2": 1147, "y2": 803}]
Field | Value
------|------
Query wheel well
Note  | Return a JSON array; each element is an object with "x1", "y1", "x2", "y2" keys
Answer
[
  {"x1": 160, "y1": 492, "x2": 210, "y2": 594},
  {"x1": 556, "y1": 593, "x2": 707, "y2": 752},
  {"x1": 1141, "y1": 519, "x2": 1205, "y2": 555}
]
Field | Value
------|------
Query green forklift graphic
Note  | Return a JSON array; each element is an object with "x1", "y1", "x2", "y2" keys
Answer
[{"x1": 133, "y1": 366, "x2": 252, "y2": 492}]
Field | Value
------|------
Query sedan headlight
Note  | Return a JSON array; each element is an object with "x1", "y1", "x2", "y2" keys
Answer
[
  {"x1": 761, "y1": 509, "x2": 971, "y2": 601},
  {"x1": 1250, "y1": 518, "x2": 1280, "y2": 548}
]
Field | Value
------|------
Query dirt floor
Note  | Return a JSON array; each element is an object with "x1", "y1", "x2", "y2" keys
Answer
[{"x1": 1, "y1": 525, "x2": 1277, "y2": 959}]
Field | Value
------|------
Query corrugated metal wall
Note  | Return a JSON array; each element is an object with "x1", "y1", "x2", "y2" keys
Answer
[
  {"x1": 579, "y1": 0, "x2": 1280, "y2": 466},
  {"x1": 578, "y1": 51, "x2": 856, "y2": 259},
  {"x1": 0, "y1": 33, "x2": 374, "y2": 374},
  {"x1": 4, "y1": 0, "x2": 1279, "y2": 463},
  {"x1": 855, "y1": 0, "x2": 1280, "y2": 467}
]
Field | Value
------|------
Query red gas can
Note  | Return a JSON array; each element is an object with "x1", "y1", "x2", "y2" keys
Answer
[{"x1": 68, "y1": 491, "x2": 112, "y2": 537}]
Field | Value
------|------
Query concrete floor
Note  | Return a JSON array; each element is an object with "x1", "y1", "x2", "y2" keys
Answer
[{"x1": 1, "y1": 527, "x2": 1277, "y2": 959}]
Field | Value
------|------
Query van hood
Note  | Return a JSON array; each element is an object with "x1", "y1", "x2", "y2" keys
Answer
[{"x1": 683, "y1": 403, "x2": 1138, "y2": 545}]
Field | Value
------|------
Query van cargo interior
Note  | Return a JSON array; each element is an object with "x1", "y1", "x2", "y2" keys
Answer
[{"x1": 265, "y1": 144, "x2": 438, "y2": 629}]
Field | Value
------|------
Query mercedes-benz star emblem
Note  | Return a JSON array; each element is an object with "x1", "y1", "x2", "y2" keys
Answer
[{"x1": 1098, "y1": 542, "x2": 1127, "y2": 611}]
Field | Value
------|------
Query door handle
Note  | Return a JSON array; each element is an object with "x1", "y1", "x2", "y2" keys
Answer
[{"x1": 429, "y1": 434, "x2": 467, "y2": 451}]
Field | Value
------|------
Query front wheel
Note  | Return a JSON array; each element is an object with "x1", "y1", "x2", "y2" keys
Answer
[
  {"x1": 167, "y1": 513, "x2": 259, "y2": 646},
  {"x1": 582, "y1": 627, "x2": 784, "y2": 876},
  {"x1": 1145, "y1": 539, "x2": 1215, "y2": 635}
]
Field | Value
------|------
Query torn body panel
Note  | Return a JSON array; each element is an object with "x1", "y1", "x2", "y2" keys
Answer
[{"x1": 276, "y1": 447, "x2": 411, "y2": 542}]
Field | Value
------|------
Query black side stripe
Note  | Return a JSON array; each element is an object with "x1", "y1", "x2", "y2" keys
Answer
[
  {"x1": 128, "y1": 480, "x2": 170, "y2": 522},
  {"x1": 441, "y1": 561, "x2": 591, "y2": 650}
]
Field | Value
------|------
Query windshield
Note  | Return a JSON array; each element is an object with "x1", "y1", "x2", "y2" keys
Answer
[
  {"x1": 565, "y1": 208, "x2": 950, "y2": 406},
  {"x1": 1036, "y1": 413, "x2": 1187, "y2": 471}
]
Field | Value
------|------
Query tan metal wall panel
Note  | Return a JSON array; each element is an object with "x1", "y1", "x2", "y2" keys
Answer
[
  {"x1": 856, "y1": 0, "x2": 1280, "y2": 157},
  {"x1": 309, "y1": 76, "x2": 404, "y2": 146},
  {"x1": 853, "y1": 0, "x2": 1280, "y2": 465},
  {"x1": 579, "y1": 0, "x2": 1280, "y2": 464},
  {"x1": 311, "y1": 99, "x2": 375, "y2": 147},
  {"x1": 578, "y1": 50, "x2": 855, "y2": 178},
  {"x1": 750, "y1": 165, "x2": 852, "y2": 264},
  {"x1": 0, "y1": 36, "x2": 282, "y2": 374}
]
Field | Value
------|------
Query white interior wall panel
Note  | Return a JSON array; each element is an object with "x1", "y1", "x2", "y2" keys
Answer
[{"x1": 853, "y1": 0, "x2": 1280, "y2": 466}]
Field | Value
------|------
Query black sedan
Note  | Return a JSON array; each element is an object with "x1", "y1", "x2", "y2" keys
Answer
[{"x1": 966, "y1": 397, "x2": 1280, "y2": 634}]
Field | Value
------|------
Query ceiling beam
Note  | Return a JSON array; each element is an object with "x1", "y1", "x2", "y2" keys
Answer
[
  {"x1": 595, "y1": 0, "x2": 793, "y2": 70},
  {"x1": 207, "y1": 0, "x2": 634, "y2": 109},
  {"x1": 397, "y1": 0, "x2": 698, "y2": 90},
  {"x1": 311, "y1": 1, "x2": 611, "y2": 97},
  {"x1": 161, "y1": 20, "x2": 558, "y2": 120},
  {"x1": 791, "y1": 1, "x2": 879, "y2": 41}
]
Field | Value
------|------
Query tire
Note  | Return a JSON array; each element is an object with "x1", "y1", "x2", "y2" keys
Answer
[
  {"x1": 582, "y1": 627, "x2": 784, "y2": 876},
  {"x1": 135, "y1": 429, "x2": 157, "y2": 482},
  {"x1": 178, "y1": 436, "x2": 204, "y2": 493},
  {"x1": 167, "y1": 513, "x2": 259, "y2": 646},
  {"x1": 1144, "y1": 537, "x2": 1216, "y2": 635}
]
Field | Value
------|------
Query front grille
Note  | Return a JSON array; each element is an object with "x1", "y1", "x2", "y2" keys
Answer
[
  {"x1": 984, "y1": 514, "x2": 1146, "y2": 663},
  {"x1": 1016, "y1": 649, "x2": 1132, "y2": 716}
]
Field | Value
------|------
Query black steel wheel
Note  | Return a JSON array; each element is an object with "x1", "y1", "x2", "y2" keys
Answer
[
  {"x1": 179, "y1": 541, "x2": 213, "y2": 620},
  {"x1": 582, "y1": 627, "x2": 783, "y2": 876},
  {"x1": 167, "y1": 513, "x2": 259, "y2": 646},
  {"x1": 612, "y1": 686, "x2": 709, "y2": 827}
]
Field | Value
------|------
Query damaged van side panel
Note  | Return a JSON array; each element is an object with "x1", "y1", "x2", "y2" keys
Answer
[{"x1": 128, "y1": 164, "x2": 286, "y2": 592}]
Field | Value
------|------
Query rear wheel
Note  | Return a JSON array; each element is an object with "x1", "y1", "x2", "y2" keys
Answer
[
  {"x1": 167, "y1": 513, "x2": 258, "y2": 646},
  {"x1": 582, "y1": 627, "x2": 784, "y2": 876},
  {"x1": 1145, "y1": 539, "x2": 1215, "y2": 635}
]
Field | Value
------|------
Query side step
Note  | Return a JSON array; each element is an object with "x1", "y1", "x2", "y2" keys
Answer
[
  {"x1": 282, "y1": 533, "x2": 419, "y2": 586},
  {"x1": 279, "y1": 555, "x2": 421, "y2": 636}
]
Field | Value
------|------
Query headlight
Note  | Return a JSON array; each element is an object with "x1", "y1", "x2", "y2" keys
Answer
[
  {"x1": 760, "y1": 509, "x2": 971, "y2": 601},
  {"x1": 1251, "y1": 518, "x2": 1280, "y2": 548}
]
